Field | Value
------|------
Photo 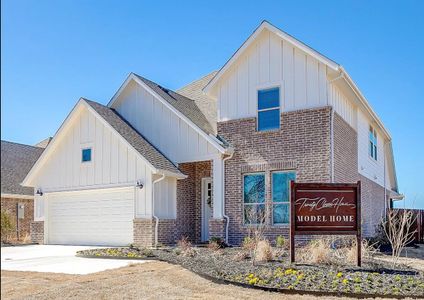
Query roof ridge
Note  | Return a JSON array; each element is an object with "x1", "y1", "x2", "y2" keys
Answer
[
  {"x1": 177, "y1": 70, "x2": 218, "y2": 92},
  {"x1": 1, "y1": 139, "x2": 44, "y2": 150}
]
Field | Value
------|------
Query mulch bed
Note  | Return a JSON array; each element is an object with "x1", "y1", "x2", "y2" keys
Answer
[{"x1": 77, "y1": 247, "x2": 424, "y2": 298}]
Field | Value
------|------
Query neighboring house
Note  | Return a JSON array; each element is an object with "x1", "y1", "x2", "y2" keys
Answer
[
  {"x1": 1, "y1": 140, "x2": 45, "y2": 241},
  {"x1": 22, "y1": 21, "x2": 402, "y2": 247}
]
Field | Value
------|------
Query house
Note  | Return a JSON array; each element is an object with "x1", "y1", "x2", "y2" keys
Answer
[
  {"x1": 22, "y1": 21, "x2": 402, "y2": 247},
  {"x1": 1, "y1": 140, "x2": 46, "y2": 241}
]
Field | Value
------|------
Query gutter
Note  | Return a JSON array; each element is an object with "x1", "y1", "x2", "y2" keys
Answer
[
  {"x1": 152, "y1": 174, "x2": 166, "y2": 248},
  {"x1": 222, "y1": 152, "x2": 234, "y2": 244}
]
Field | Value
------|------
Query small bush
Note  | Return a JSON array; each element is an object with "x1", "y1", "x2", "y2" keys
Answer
[
  {"x1": 298, "y1": 239, "x2": 331, "y2": 264},
  {"x1": 242, "y1": 236, "x2": 255, "y2": 251},
  {"x1": 1, "y1": 210, "x2": 14, "y2": 243},
  {"x1": 255, "y1": 240, "x2": 273, "y2": 263},
  {"x1": 177, "y1": 236, "x2": 192, "y2": 251},
  {"x1": 208, "y1": 236, "x2": 226, "y2": 249},
  {"x1": 275, "y1": 235, "x2": 286, "y2": 248},
  {"x1": 233, "y1": 250, "x2": 249, "y2": 261}
]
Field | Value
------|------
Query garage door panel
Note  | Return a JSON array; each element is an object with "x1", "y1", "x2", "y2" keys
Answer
[{"x1": 47, "y1": 188, "x2": 134, "y2": 246}]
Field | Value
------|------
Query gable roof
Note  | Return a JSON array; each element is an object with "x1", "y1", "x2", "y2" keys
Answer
[
  {"x1": 84, "y1": 99, "x2": 182, "y2": 176},
  {"x1": 108, "y1": 73, "x2": 231, "y2": 154},
  {"x1": 23, "y1": 99, "x2": 185, "y2": 187},
  {"x1": 1, "y1": 140, "x2": 44, "y2": 196},
  {"x1": 177, "y1": 71, "x2": 218, "y2": 133},
  {"x1": 132, "y1": 73, "x2": 216, "y2": 135},
  {"x1": 203, "y1": 20, "x2": 339, "y2": 95}
]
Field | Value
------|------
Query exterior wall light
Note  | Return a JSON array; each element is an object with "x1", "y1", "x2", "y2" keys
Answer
[
  {"x1": 36, "y1": 189, "x2": 43, "y2": 196},
  {"x1": 136, "y1": 180, "x2": 144, "y2": 189}
]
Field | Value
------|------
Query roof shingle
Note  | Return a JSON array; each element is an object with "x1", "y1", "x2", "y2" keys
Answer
[
  {"x1": 1, "y1": 141, "x2": 44, "y2": 195},
  {"x1": 84, "y1": 99, "x2": 182, "y2": 176}
]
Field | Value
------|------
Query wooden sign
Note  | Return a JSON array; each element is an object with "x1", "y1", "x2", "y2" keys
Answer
[{"x1": 290, "y1": 181, "x2": 361, "y2": 266}]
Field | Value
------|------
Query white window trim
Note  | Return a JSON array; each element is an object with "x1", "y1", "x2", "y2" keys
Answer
[
  {"x1": 271, "y1": 170, "x2": 296, "y2": 226},
  {"x1": 81, "y1": 145, "x2": 93, "y2": 163},
  {"x1": 256, "y1": 85, "x2": 281, "y2": 132},
  {"x1": 369, "y1": 125, "x2": 378, "y2": 161},
  {"x1": 242, "y1": 172, "x2": 266, "y2": 225}
]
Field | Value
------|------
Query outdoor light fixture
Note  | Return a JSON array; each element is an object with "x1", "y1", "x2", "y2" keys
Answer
[
  {"x1": 136, "y1": 180, "x2": 144, "y2": 189},
  {"x1": 36, "y1": 189, "x2": 43, "y2": 196}
]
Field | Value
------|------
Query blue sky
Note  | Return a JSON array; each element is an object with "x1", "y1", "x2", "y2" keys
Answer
[{"x1": 1, "y1": 1, "x2": 423, "y2": 209}]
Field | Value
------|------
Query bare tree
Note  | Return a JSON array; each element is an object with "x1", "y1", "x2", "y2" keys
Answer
[
  {"x1": 382, "y1": 209, "x2": 417, "y2": 267},
  {"x1": 244, "y1": 205, "x2": 269, "y2": 265}
]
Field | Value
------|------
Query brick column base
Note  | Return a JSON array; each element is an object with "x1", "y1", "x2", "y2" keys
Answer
[
  {"x1": 133, "y1": 218, "x2": 176, "y2": 248},
  {"x1": 208, "y1": 218, "x2": 226, "y2": 240},
  {"x1": 30, "y1": 221, "x2": 44, "y2": 244}
]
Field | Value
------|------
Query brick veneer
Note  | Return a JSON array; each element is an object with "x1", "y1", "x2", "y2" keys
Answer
[
  {"x1": 133, "y1": 218, "x2": 177, "y2": 247},
  {"x1": 1, "y1": 197, "x2": 34, "y2": 241},
  {"x1": 177, "y1": 161, "x2": 211, "y2": 243},
  {"x1": 333, "y1": 112, "x2": 360, "y2": 183},
  {"x1": 360, "y1": 175, "x2": 385, "y2": 237},
  {"x1": 217, "y1": 107, "x2": 332, "y2": 245},
  {"x1": 30, "y1": 221, "x2": 44, "y2": 244}
]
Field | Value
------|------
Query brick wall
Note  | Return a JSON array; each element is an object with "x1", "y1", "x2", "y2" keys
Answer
[
  {"x1": 217, "y1": 107, "x2": 332, "y2": 245},
  {"x1": 177, "y1": 161, "x2": 211, "y2": 243},
  {"x1": 360, "y1": 175, "x2": 386, "y2": 237},
  {"x1": 30, "y1": 221, "x2": 44, "y2": 244},
  {"x1": 133, "y1": 218, "x2": 177, "y2": 247},
  {"x1": 333, "y1": 112, "x2": 359, "y2": 183},
  {"x1": 1, "y1": 197, "x2": 34, "y2": 241}
]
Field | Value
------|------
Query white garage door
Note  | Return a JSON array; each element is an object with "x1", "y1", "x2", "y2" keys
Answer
[{"x1": 47, "y1": 187, "x2": 134, "y2": 246}]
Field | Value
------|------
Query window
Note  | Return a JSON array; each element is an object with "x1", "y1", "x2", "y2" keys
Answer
[
  {"x1": 257, "y1": 87, "x2": 280, "y2": 131},
  {"x1": 369, "y1": 126, "x2": 377, "y2": 160},
  {"x1": 272, "y1": 171, "x2": 296, "y2": 224},
  {"x1": 243, "y1": 173, "x2": 265, "y2": 224},
  {"x1": 82, "y1": 148, "x2": 92, "y2": 162}
]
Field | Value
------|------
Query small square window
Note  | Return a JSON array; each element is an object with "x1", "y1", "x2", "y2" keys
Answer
[{"x1": 82, "y1": 148, "x2": 92, "y2": 162}]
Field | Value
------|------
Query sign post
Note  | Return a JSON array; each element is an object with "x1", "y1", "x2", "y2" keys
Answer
[{"x1": 290, "y1": 181, "x2": 361, "y2": 266}]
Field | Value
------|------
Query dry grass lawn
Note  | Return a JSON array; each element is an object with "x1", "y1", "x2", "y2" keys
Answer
[{"x1": 0, "y1": 261, "x2": 414, "y2": 300}]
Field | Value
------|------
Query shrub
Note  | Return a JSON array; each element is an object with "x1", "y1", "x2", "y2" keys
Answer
[
  {"x1": 242, "y1": 236, "x2": 255, "y2": 251},
  {"x1": 298, "y1": 239, "x2": 332, "y2": 264},
  {"x1": 1, "y1": 210, "x2": 14, "y2": 243},
  {"x1": 254, "y1": 240, "x2": 273, "y2": 263},
  {"x1": 177, "y1": 236, "x2": 196, "y2": 257},
  {"x1": 177, "y1": 236, "x2": 192, "y2": 251},
  {"x1": 208, "y1": 236, "x2": 226, "y2": 249},
  {"x1": 233, "y1": 250, "x2": 249, "y2": 261},
  {"x1": 275, "y1": 235, "x2": 286, "y2": 248}
]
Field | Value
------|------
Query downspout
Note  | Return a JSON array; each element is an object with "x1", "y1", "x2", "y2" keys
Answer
[
  {"x1": 152, "y1": 174, "x2": 166, "y2": 248},
  {"x1": 222, "y1": 152, "x2": 234, "y2": 245},
  {"x1": 383, "y1": 141, "x2": 387, "y2": 214},
  {"x1": 330, "y1": 108, "x2": 335, "y2": 183}
]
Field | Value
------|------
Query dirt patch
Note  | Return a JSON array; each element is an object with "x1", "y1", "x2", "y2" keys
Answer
[{"x1": 0, "y1": 261, "x2": 378, "y2": 300}]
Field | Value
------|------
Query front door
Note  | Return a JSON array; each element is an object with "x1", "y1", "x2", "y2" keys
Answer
[{"x1": 201, "y1": 178, "x2": 213, "y2": 242}]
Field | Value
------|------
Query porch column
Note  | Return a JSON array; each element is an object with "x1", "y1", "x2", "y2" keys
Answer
[{"x1": 212, "y1": 156, "x2": 224, "y2": 219}]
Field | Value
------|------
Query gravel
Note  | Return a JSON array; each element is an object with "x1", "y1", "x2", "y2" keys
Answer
[{"x1": 77, "y1": 247, "x2": 424, "y2": 298}]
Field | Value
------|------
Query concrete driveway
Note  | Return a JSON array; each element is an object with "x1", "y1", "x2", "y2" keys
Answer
[{"x1": 1, "y1": 245, "x2": 145, "y2": 274}]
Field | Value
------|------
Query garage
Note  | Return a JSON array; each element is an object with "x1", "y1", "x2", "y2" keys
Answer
[{"x1": 47, "y1": 187, "x2": 134, "y2": 246}]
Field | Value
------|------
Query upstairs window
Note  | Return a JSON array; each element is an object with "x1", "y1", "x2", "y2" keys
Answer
[
  {"x1": 369, "y1": 126, "x2": 377, "y2": 161},
  {"x1": 257, "y1": 87, "x2": 280, "y2": 131},
  {"x1": 82, "y1": 148, "x2": 92, "y2": 162}
]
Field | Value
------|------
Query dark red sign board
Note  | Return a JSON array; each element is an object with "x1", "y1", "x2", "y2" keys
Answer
[{"x1": 290, "y1": 181, "x2": 361, "y2": 266}]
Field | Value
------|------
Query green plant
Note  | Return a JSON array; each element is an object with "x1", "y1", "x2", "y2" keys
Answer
[
  {"x1": 1, "y1": 210, "x2": 14, "y2": 243},
  {"x1": 275, "y1": 235, "x2": 286, "y2": 248},
  {"x1": 209, "y1": 236, "x2": 226, "y2": 248}
]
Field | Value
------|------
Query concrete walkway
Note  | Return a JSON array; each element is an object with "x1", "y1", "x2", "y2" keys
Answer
[{"x1": 1, "y1": 245, "x2": 145, "y2": 274}]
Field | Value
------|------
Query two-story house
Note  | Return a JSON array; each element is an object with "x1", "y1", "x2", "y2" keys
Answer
[{"x1": 23, "y1": 21, "x2": 401, "y2": 246}]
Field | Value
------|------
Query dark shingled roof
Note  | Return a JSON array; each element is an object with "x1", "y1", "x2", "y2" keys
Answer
[
  {"x1": 177, "y1": 71, "x2": 218, "y2": 134},
  {"x1": 133, "y1": 73, "x2": 216, "y2": 135},
  {"x1": 84, "y1": 99, "x2": 182, "y2": 175},
  {"x1": 1, "y1": 141, "x2": 44, "y2": 195}
]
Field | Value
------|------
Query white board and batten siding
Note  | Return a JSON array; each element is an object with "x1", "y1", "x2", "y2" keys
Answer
[
  {"x1": 113, "y1": 80, "x2": 219, "y2": 164},
  {"x1": 32, "y1": 105, "x2": 159, "y2": 220},
  {"x1": 216, "y1": 29, "x2": 328, "y2": 122}
]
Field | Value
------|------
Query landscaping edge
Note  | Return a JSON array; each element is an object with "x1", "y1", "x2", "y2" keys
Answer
[{"x1": 76, "y1": 253, "x2": 422, "y2": 299}]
